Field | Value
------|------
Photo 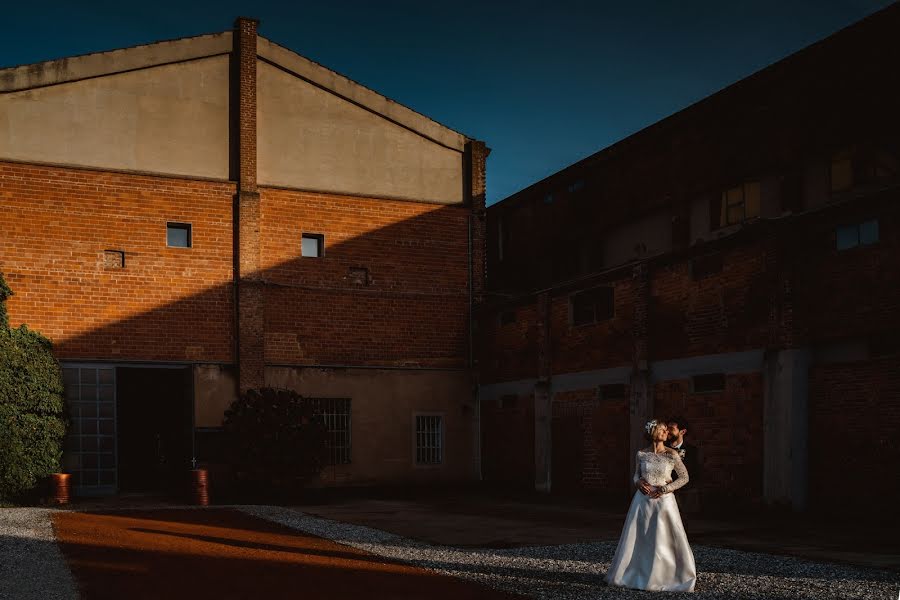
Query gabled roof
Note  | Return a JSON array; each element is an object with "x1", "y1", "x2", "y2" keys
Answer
[{"x1": 0, "y1": 27, "x2": 470, "y2": 152}]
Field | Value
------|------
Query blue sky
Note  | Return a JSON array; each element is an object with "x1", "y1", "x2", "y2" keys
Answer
[{"x1": 2, "y1": 1, "x2": 894, "y2": 204}]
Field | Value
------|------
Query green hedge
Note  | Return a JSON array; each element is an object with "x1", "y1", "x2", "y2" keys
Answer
[{"x1": 0, "y1": 272, "x2": 67, "y2": 502}]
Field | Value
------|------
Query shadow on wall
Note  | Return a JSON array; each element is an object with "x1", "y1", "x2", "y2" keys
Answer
[{"x1": 3, "y1": 193, "x2": 476, "y2": 369}]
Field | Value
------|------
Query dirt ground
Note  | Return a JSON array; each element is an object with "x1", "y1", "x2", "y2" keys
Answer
[{"x1": 52, "y1": 508, "x2": 524, "y2": 600}]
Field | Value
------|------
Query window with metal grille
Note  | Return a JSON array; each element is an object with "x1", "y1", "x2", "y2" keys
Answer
[
  {"x1": 415, "y1": 414, "x2": 443, "y2": 465},
  {"x1": 309, "y1": 398, "x2": 351, "y2": 465}
]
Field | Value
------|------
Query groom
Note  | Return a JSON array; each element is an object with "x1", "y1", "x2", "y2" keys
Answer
[{"x1": 667, "y1": 416, "x2": 701, "y2": 513}]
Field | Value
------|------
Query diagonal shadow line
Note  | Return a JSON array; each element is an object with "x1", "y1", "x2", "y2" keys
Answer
[{"x1": 127, "y1": 526, "x2": 397, "y2": 565}]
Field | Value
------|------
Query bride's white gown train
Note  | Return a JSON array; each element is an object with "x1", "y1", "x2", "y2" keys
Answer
[{"x1": 605, "y1": 449, "x2": 697, "y2": 592}]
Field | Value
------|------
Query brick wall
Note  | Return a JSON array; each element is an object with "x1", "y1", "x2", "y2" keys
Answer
[
  {"x1": 792, "y1": 192, "x2": 900, "y2": 346},
  {"x1": 259, "y1": 187, "x2": 471, "y2": 367},
  {"x1": 478, "y1": 302, "x2": 540, "y2": 383},
  {"x1": 480, "y1": 391, "x2": 534, "y2": 488},
  {"x1": 550, "y1": 278, "x2": 637, "y2": 373},
  {"x1": 650, "y1": 237, "x2": 774, "y2": 360},
  {"x1": 552, "y1": 389, "x2": 630, "y2": 498},
  {"x1": 809, "y1": 356, "x2": 900, "y2": 510},
  {"x1": 0, "y1": 161, "x2": 236, "y2": 361},
  {"x1": 653, "y1": 373, "x2": 764, "y2": 504}
]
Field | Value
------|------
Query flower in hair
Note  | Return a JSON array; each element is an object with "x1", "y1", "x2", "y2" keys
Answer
[{"x1": 645, "y1": 419, "x2": 658, "y2": 435}]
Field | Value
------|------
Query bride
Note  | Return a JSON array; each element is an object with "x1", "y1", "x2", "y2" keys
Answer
[{"x1": 605, "y1": 419, "x2": 697, "y2": 592}]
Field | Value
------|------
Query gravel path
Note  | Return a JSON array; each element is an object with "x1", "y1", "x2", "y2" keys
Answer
[
  {"x1": 0, "y1": 508, "x2": 78, "y2": 600},
  {"x1": 240, "y1": 505, "x2": 899, "y2": 600}
]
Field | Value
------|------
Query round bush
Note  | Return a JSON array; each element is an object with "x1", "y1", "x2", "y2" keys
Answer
[
  {"x1": 223, "y1": 387, "x2": 328, "y2": 497},
  {"x1": 0, "y1": 273, "x2": 67, "y2": 502}
]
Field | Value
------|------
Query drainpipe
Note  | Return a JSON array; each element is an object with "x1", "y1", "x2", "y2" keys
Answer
[{"x1": 469, "y1": 203, "x2": 482, "y2": 481}]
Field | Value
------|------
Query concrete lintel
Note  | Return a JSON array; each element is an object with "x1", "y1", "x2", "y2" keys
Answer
[
  {"x1": 257, "y1": 37, "x2": 468, "y2": 152},
  {"x1": 477, "y1": 378, "x2": 539, "y2": 401},
  {"x1": 552, "y1": 366, "x2": 632, "y2": 393},
  {"x1": 0, "y1": 32, "x2": 233, "y2": 92},
  {"x1": 651, "y1": 349, "x2": 765, "y2": 382}
]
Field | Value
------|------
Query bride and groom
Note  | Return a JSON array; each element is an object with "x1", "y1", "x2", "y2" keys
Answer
[{"x1": 604, "y1": 417, "x2": 698, "y2": 592}]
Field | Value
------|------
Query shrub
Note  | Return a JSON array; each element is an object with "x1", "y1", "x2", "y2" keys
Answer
[
  {"x1": 223, "y1": 387, "x2": 328, "y2": 498},
  {"x1": 0, "y1": 272, "x2": 67, "y2": 502}
]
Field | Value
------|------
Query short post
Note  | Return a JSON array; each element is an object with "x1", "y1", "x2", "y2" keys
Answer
[
  {"x1": 190, "y1": 469, "x2": 209, "y2": 506},
  {"x1": 50, "y1": 473, "x2": 71, "y2": 505}
]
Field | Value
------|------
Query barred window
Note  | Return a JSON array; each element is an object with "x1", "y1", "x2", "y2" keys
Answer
[
  {"x1": 415, "y1": 415, "x2": 443, "y2": 465},
  {"x1": 309, "y1": 398, "x2": 351, "y2": 465}
]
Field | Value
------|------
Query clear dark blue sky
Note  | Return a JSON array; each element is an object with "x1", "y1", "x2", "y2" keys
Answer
[{"x1": 2, "y1": 1, "x2": 894, "y2": 204}]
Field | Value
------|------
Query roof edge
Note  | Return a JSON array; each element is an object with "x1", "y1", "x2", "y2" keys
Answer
[
  {"x1": 257, "y1": 36, "x2": 469, "y2": 152},
  {"x1": 0, "y1": 31, "x2": 233, "y2": 93}
]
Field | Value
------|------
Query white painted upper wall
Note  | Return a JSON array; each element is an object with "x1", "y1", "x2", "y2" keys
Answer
[
  {"x1": 0, "y1": 55, "x2": 231, "y2": 180},
  {"x1": 0, "y1": 31, "x2": 471, "y2": 201},
  {"x1": 603, "y1": 209, "x2": 672, "y2": 267},
  {"x1": 256, "y1": 60, "x2": 464, "y2": 204}
]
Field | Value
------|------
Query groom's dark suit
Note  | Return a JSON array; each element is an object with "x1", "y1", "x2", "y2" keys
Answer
[{"x1": 668, "y1": 442, "x2": 700, "y2": 483}]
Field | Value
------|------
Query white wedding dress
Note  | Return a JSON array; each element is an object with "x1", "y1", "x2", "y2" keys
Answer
[{"x1": 605, "y1": 449, "x2": 697, "y2": 592}]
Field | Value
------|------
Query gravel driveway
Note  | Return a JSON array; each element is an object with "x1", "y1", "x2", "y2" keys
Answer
[
  {"x1": 0, "y1": 508, "x2": 78, "y2": 600},
  {"x1": 241, "y1": 505, "x2": 899, "y2": 600},
  {"x1": 2, "y1": 505, "x2": 897, "y2": 599}
]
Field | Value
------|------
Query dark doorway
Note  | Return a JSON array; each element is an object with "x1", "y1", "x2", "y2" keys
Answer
[{"x1": 116, "y1": 367, "x2": 193, "y2": 493}]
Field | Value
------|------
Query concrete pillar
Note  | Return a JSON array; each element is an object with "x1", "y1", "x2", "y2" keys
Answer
[
  {"x1": 763, "y1": 348, "x2": 810, "y2": 510},
  {"x1": 233, "y1": 16, "x2": 265, "y2": 393},
  {"x1": 533, "y1": 381, "x2": 552, "y2": 492},
  {"x1": 533, "y1": 292, "x2": 552, "y2": 492}
]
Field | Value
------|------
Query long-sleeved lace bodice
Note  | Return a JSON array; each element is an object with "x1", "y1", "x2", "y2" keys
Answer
[{"x1": 632, "y1": 449, "x2": 689, "y2": 494}]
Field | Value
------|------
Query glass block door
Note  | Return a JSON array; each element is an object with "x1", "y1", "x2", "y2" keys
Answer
[{"x1": 62, "y1": 366, "x2": 117, "y2": 496}]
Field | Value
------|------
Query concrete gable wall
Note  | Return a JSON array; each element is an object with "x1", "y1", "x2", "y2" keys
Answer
[
  {"x1": 0, "y1": 55, "x2": 231, "y2": 180},
  {"x1": 256, "y1": 60, "x2": 464, "y2": 204}
]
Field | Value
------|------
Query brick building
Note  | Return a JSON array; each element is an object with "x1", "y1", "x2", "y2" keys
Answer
[
  {"x1": 0, "y1": 18, "x2": 488, "y2": 495},
  {"x1": 478, "y1": 4, "x2": 900, "y2": 511}
]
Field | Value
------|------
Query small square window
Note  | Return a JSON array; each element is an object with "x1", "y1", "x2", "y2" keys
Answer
[
  {"x1": 500, "y1": 310, "x2": 516, "y2": 326},
  {"x1": 167, "y1": 223, "x2": 191, "y2": 248},
  {"x1": 859, "y1": 219, "x2": 879, "y2": 245},
  {"x1": 692, "y1": 373, "x2": 725, "y2": 393},
  {"x1": 836, "y1": 225, "x2": 859, "y2": 250},
  {"x1": 302, "y1": 233, "x2": 324, "y2": 258},
  {"x1": 837, "y1": 219, "x2": 879, "y2": 251}
]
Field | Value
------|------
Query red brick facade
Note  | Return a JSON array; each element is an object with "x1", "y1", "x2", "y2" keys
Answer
[
  {"x1": 0, "y1": 17, "x2": 488, "y2": 492},
  {"x1": 259, "y1": 187, "x2": 471, "y2": 367},
  {"x1": 0, "y1": 162, "x2": 236, "y2": 362}
]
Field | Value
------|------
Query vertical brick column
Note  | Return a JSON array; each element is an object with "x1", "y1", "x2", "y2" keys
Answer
[
  {"x1": 466, "y1": 141, "x2": 489, "y2": 304},
  {"x1": 234, "y1": 16, "x2": 264, "y2": 393},
  {"x1": 466, "y1": 140, "x2": 489, "y2": 481},
  {"x1": 629, "y1": 262, "x2": 652, "y2": 467}
]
